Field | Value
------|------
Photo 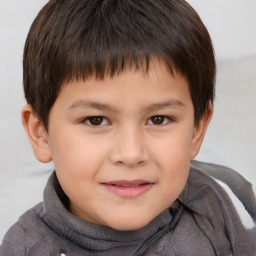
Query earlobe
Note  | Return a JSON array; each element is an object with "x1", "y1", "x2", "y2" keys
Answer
[
  {"x1": 21, "y1": 105, "x2": 52, "y2": 163},
  {"x1": 190, "y1": 102, "x2": 213, "y2": 160}
]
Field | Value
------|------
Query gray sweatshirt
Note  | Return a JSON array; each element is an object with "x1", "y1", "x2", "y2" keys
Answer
[{"x1": 1, "y1": 161, "x2": 256, "y2": 256}]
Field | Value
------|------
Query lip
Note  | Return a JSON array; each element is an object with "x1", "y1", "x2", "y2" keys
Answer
[{"x1": 101, "y1": 180, "x2": 154, "y2": 198}]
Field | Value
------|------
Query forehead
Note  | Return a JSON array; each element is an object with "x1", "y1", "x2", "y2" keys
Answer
[{"x1": 56, "y1": 59, "x2": 192, "y2": 111}]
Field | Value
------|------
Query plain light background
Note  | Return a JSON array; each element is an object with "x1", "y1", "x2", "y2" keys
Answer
[{"x1": 0, "y1": 0, "x2": 256, "y2": 241}]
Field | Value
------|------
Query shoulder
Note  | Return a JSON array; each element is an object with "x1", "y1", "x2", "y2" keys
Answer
[
  {"x1": 0, "y1": 221, "x2": 26, "y2": 256},
  {"x1": 0, "y1": 203, "x2": 45, "y2": 256},
  {"x1": 190, "y1": 160, "x2": 256, "y2": 229}
]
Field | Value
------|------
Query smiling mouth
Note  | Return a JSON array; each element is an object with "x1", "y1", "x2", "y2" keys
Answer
[{"x1": 101, "y1": 180, "x2": 154, "y2": 198}]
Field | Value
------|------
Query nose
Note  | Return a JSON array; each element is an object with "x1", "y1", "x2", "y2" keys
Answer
[{"x1": 109, "y1": 126, "x2": 149, "y2": 167}]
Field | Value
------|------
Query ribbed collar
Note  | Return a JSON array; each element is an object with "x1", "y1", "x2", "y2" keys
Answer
[{"x1": 40, "y1": 172, "x2": 182, "y2": 254}]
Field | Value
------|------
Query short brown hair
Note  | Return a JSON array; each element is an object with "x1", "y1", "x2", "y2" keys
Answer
[{"x1": 23, "y1": 0, "x2": 215, "y2": 128}]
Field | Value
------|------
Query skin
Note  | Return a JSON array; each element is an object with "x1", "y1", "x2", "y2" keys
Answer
[{"x1": 22, "y1": 60, "x2": 212, "y2": 231}]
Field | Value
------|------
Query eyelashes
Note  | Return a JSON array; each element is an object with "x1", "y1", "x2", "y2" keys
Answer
[
  {"x1": 82, "y1": 115, "x2": 173, "y2": 127},
  {"x1": 146, "y1": 116, "x2": 172, "y2": 125},
  {"x1": 82, "y1": 116, "x2": 110, "y2": 126}
]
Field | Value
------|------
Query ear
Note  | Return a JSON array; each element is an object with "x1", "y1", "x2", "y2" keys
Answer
[
  {"x1": 190, "y1": 102, "x2": 213, "y2": 159},
  {"x1": 21, "y1": 105, "x2": 52, "y2": 163}
]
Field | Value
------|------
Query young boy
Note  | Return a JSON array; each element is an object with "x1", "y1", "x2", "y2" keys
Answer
[{"x1": 1, "y1": 0, "x2": 255, "y2": 255}]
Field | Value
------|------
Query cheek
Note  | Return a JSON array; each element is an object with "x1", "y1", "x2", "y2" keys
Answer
[
  {"x1": 49, "y1": 130, "x2": 110, "y2": 204},
  {"x1": 48, "y1": 128, "x2": 108, "y2": 179},
  {"x1": 151, "y1": 128, "x2": 193, "y2": 166},
  {"x1": 150, "y1": 129, "x2": 192, "y2": 190}
]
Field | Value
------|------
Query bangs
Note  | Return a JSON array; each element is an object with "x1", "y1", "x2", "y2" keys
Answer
[
  {"x1": 53, "y1": 0, "x2": 178, "y2": 84},
  {"x1": 63, "y1": 47, "x2": 176, "y2": 84},
  {"x1": 65, "y1": 45, "x2": 156, "y2": 82},
  {"x1": 23, "y1": 0, "x2": 215, "y2": 128}
]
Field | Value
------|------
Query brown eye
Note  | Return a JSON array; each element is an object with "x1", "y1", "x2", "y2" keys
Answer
[
  {"x1": 151, "y1": 116, "x2": 164, "y2": 124},
  {"x1": 148, "y1": 116, "x2": 170, "y2": 125},
  {"x1": 84, "y1": 116, "x2": 108, "y2": 126}
]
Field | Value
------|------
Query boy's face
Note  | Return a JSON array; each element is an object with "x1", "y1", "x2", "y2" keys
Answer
[{"x1": 27, "y1": 60, "x2": 211, "y2": 230}]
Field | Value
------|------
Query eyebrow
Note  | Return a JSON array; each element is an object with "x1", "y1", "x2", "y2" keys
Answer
[
  {"x1": 68, "y1": 100, "x2": 119, "y2": 112},
  {"x1": 68, "y1": 99, "x2": 186, "y2": 112},
  {"x1": 145, "y1": 100, "x2": 186, "y2": 112}
]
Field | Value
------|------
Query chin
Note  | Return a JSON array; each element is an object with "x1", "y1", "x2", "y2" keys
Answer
[{"x1": 106, "y1": 217, "x2": 152, "y2": 231}]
